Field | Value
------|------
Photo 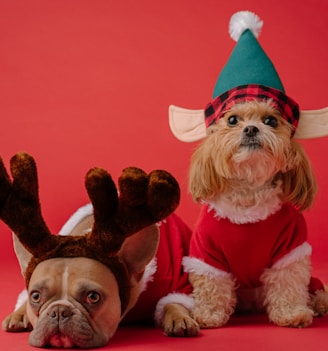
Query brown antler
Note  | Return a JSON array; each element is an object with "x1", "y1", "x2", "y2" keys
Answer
[
  {"x1": 85, "y1": 166, "x2": 180, "y2": 255},
  {"x1": 117, "y1": 167, "x2": 181, "y2": 229},
  {"x1": 0, "y1": 152, "x2": 180, "y2": 274},
  {"x1": 0, "y1": 152, "x2": 57, "y2": 255}
]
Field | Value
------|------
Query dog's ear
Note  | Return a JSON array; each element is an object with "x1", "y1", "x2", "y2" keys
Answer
[
  {"x1": 282, "y1": 140, "x2": 317, "y2": 211},
  {"x1": 12, "y1": 233, "x2": 33, "y2": 277},
  {"x1": 117, "y1": 224, "x2": 159, "y2": 285},
  {"x1": 189, "y1": 137, "x2": 227, "y2": 201}
]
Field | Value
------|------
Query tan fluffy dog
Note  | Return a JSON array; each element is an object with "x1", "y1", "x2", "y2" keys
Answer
[{"x1": 183, "y1": 100, "x2": 328, "y2": 328}]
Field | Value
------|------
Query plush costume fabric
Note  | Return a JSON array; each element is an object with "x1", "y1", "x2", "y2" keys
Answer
[
  {"x1": 122, "y1": 213, "x2": 193, "y2": 324},
  {"x1": 204, "y1": 84, "x2": 300, "y2": 132},
  {"x1": 185, "y1": 203, "x2": 314, "y2": 288},
  {"x1": 212, "y1": 29, "x2": 285, "y2": 97}
]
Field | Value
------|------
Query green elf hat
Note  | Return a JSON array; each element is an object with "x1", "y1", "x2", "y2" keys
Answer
[
  {"x1": 212, "y1": 11, "x2": 284, "y2": 97},
  {"x1": 169, "y1": 11, "x2": 328, "y2": 142}
]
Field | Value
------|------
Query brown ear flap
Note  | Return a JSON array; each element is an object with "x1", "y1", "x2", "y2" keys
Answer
[{"x1": 118, "y1": 224, "x2": 159, "y2": 284}]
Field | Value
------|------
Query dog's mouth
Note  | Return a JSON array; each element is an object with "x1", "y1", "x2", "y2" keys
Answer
[
  {"x1": 240, "y1": 138, "x2": 262, "y2": 149},
  {"x1": 48, "y1": 334, "x2": 75, "y2": 348},
  {"x1": 29, "y1": 306, "x2": 99, "y2": 348}
]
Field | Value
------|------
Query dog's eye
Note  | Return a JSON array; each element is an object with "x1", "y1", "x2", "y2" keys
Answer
[
  {"x1": 263, "y1": 116, "x2": 278, "y2": 128},
  {"x1": 227, "y1": 115, "x2": 239, "y2": 126},
  {"x1": 30, "y1": 291, "x2": 41, "y2": 304},
  {"x1": 85, "y1": 291, "x2": 101, "y2": 304}
]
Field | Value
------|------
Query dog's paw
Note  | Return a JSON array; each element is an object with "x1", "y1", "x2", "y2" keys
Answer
[
  {"x1": 2, "y1": 312, "x2": 32, "y2": 332},
  {"x1": 269, "y1": 306, "x2": 313, "y2": 328},
  {"x1": 310, "y1": 290, "x2": 328, "y2": 317},
  {"x1": 192, "y1": 307, "x2": 230, "y2": 328},
  {"x1": 162, "y1": 303, "x2": 199, "y2": 337},
  {"x1": 163, "y1": 314, "x2": 200, "y2": 337}
]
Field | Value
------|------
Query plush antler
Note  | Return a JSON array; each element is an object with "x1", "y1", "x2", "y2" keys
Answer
[
  {"x1": 0, "y1": 153, "x2": 57, "y2": 254},
  {"x1": 85, "y1": 166, "x2": 180, "y2": 255},
  {"x1": 0, "y1": 152, "x2": 180, "y2": 285}
]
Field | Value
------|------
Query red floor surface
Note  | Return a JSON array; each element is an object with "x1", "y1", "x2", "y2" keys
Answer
[{"x1": 1, "y1": 0, "x2": 328, "y2": 349}]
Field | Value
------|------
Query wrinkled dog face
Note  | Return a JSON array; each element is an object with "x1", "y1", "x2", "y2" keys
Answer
[
  {"x1": 205, "y1": 100, "x2": 294, "y2": 185},
  {"x1": 26, "y1": 257, "x2": 121, "y2": 348}
]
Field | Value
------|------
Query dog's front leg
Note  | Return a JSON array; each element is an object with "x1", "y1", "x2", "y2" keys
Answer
[
  {"x1": 189, "y1": 272, "x2": 236, "y2": 328},
  {"x1": 2, "y1": 300, "x2": 32, "y2": 332},
  {"x1": 309, "y1": 289, "x2": 328, "y2": 316},
  {"x1": 261, "y1": 257, "x2": 313, "y2": 327},
  {"x1": 162, "y1": 303, "x2": 200, "y2": 337}
]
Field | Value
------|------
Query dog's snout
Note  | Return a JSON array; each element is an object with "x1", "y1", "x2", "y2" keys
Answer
[
  {"x1": 49, "y1": 305, "x2": 73, "y2": 321},
  {"x1": 243, "y1": 125, "x2": 259, "y2": 137}
]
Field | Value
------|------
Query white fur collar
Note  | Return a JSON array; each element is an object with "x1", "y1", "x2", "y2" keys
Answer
[
  {"x1": 59, "y1": 203, "x2": 93, "y2": 236},
  {"x1": 206, "y1": 184, "x2": 283, "y2": 224}
]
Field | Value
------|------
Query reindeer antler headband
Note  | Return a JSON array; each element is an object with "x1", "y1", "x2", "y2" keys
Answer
[{"x1": 0, "y1": 152, "x2": 180, "y2": 313}]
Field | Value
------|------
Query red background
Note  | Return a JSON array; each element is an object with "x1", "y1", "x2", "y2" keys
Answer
[{"x1": 1, "y1": 1, "x2": 328, "y2": 350}]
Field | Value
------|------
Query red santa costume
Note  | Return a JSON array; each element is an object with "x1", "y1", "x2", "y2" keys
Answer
[
  {"x1": 123, "y1": 213, "x2": 194, "y2": 325},
  {"x1": 183, "y1": 202, "x2": 324, "y2": 294}
]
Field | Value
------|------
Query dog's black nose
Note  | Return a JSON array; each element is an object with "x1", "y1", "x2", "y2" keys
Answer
[
  {"x1": 243, "y1": 125, "x2": 259, "y2": 137},
  {"x1": 49, "y1": 305, "x2": 73, "y2": 321}
]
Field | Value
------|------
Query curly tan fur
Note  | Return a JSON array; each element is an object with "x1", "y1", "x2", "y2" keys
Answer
[
  {"x1": 310, "y1": 289, "x2": 328, "y2": 316},
  {"x1": 261, "y1": 258, "x2": 313, "y2": 327},
  {"x1": 189, "y1": 272, "x2": 236, "y2": 328}
]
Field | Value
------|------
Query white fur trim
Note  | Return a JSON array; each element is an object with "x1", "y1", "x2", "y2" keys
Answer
[
  {"x1": 183, "y1": 256, "x2": 230, "y2": 279},
  {"x1": 58, "y1": 203, "x2": 93, "y2": 236},
  {"x1": 154, "y1": 293, "x2": 195, "y2": 325},
  {"x1": 14, "y1": 289, "x2": 28, "y2": 311},
  {"x1": 156, "y1": 219, "x2": 167, "y2": 227},
  {"x1": 206, "y1": 185, "x2": 283, "y2": 224},
  {"x1": 139, "y1": 258, "x2": 157, "y2": 294},
  {"x1": 229, "y1": 11, "x2": 263, "y2": 41},
  {"x1": 272, "y1": 242, "x2": 312, "y2": 269}
]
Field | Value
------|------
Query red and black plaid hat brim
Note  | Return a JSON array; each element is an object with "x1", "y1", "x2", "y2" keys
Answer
[{"x1": 204, "y1": 84, "x2": 299, "y2": 135}]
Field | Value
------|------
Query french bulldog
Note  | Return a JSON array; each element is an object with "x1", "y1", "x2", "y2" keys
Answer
[
  {"x1": 1, "y1": 153, "x2": 199, "y2": 348},
  {"x1": 4, "y1": 211, "x2": 199, "y2": 348}
]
